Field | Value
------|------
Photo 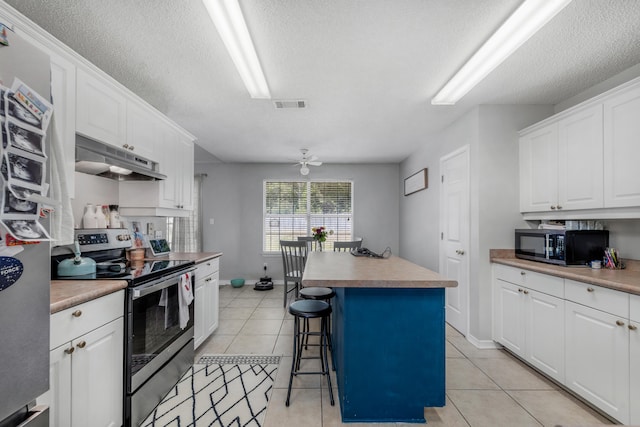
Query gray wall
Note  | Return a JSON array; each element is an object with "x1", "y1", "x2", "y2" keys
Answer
[
  {"x1": 195, "y1": 163, "x2": 400, "y2": 283},
  {"x1": 400, "y1": 105, "x2": 555, "y2": 344}
]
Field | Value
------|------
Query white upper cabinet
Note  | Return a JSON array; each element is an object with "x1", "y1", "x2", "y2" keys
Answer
[
  {"x1": 557, "y1": 104, "x2": 604, "y2": 210},
  {"x1": 603, "y1": 84, "x2": 640, "y2": 207},
  {"x1": 126, "y1": 98, "x2": 159, "y2": 162},
  {"x1": 76, "y1": 68, "x2": 127, "y2": 148},
  {"x1": 519, "y1": 123, "x2": 559, "y2": 212},
  {"x1": 520, "y1": 77, "x2": 640, "y2": 218},
  {"x1": 520, "y1": 104, "x2": 604, "y2": 213}
]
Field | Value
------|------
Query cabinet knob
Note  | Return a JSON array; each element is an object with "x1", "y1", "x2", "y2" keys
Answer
[
  {"x1": 616, "y1": 320, "x2": 625, "y2": 327},
  {"x1": 129, "y1": 146, "x2": 135, "y2": 151},
  {"x1": 205, "y1": 277, "x2": 212, "y2": 282},
  {"x1": 587, "y1": 287, "x2": 594, "y2": 293},
  {"x1": 518, "y1": 288, "x2": 524, "y2": 293},
  {"x1": 556, "y1": 205, "x2": 562, "y2": 210},
  {"x1": 64, "y1": 347, "x2": 75, "y2": 355},
  {"x1": 520, "y1": 271, "x2": 526, "y2": 276},
  {"x1": 72, "y1": 310, "x2": 82, "y2": 317},
  {"x1": 123, "y1": 144, "x2": 129, "y2": 149},
  {"x1": 523, "y1": 290, "x2": 529, "y2": 295},
  {"x1": 550, "y1": 205, "x2": 556, "y2": 210},
  {"x1": 76, "y1": 341, "x2": 87, "y2": 349},
  {"x1": 629, "y1": 324, "x2": 638, "y2": 331}
]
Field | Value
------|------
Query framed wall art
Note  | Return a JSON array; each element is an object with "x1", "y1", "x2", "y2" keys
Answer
[{"x1": 404, "y1": 168, "x2": 428, "y2": 196}]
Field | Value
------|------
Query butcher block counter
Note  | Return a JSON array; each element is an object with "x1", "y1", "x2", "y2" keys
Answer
[{"x1": 302, "y1": 252, "x2": 456, "y2": 423}]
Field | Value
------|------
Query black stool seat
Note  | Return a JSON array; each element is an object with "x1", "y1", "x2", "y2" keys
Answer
[
  {"x1": 299, "y1": 286, "x2": 335, "y2": 300},
  {"x1": 286, "y1": 298, "x2": 334, "y2": 407},
  {"x1": 288, "y1": 299, "x2": 331, "y2": 318}
]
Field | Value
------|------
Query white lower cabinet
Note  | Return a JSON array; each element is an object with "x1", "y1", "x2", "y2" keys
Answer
[
  {"x1": 565, "y1": 301, "x2": 629, "y2": 424},
  {"x1": 493, "y1": 264, "x2": 637, "y2": 424},
  {"x1": 194, "y1": 258, "x2": 220, "y2": 349},
  {"x1": 44, "y1": 291, "x2": 124, "y2": 427},
  {"x1": 494, "y1": 270, "x2": 564, "y2": 383},
  {"x1": 630, "y1": 294, "x2": 640, "y2": 425}
]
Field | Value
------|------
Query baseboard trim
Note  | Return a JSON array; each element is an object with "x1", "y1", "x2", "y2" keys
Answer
[{"x1": 466, "y1": 334, "x2": 501, "y2": 350}]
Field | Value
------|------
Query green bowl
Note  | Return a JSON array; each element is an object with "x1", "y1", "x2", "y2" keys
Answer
[{"x1": 230, "y1": 278, "x2": 245, "y2": 288}]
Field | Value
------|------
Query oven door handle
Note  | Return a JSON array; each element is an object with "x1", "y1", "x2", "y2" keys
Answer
[{"x1": 132, "y1": 268, "x2": 196, "y2": 299}]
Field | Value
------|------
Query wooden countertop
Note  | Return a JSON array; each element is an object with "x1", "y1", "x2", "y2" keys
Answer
[
  {"x1": 50, "y1": 252, "x2": 221, "y2": 313},
  {"x1": 490, "y1": 249, "x2": 640, "y2": 296},
  {"x1": 144, "y1": 251, "x2": 222, "y2": 264},
  {"x1": 302, "y1": 252, "x2": 457, "y2": 288},
  {"x1": 50, "y1": 280, "x2": 127, "y2": 314}
]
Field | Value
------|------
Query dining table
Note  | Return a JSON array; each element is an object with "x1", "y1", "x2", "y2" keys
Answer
[{"x1": 302, "y1": 251, "x2": 458, "y2": 423}]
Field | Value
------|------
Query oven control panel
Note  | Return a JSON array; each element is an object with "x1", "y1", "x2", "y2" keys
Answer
[{"x1": 75, "y1": 228, "x2": 132, "y2": 252}]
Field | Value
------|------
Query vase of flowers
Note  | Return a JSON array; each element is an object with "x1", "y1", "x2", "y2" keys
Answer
[{"x1": 311, "y1": 226, "x2": 333, "y2": 251}]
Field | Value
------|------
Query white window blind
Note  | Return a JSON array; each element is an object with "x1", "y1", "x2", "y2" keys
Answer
[{"x1": 263, "y1": 180, "x2": 353, "y2": 252}]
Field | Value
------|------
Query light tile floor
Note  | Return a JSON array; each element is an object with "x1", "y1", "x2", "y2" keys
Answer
[{"x1": 195, "y1": 285, "x2": 615, "y2": 427}]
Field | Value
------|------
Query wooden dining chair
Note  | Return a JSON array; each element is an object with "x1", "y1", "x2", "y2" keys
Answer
[
  {"x1": 333, "y1": 239, "x2": 363, "y2": 252},
  {"x1": 280, "y1": 240, "x2": 308, "y2": 307}
]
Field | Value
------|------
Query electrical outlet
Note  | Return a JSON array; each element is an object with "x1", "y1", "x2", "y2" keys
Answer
[
  {"x1": 147, "y1": 223, "x2": 154, "y2": 235},
  {"x1": 263, "y1": 263, "x2": 268, "y2": 270}
]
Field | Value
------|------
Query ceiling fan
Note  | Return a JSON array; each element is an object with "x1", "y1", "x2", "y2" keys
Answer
[{"x1": 295, "y1": 149, "x2": 322, "y2": 175}]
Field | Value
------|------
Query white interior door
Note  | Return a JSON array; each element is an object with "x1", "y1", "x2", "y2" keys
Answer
[{"x1": 440, "y1": 146, "x2": 470, "y2": 336}]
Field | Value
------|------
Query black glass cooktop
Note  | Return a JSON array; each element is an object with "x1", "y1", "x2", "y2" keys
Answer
[{"x1": 53, "y1": 258, "x2": 194, "y2": 286}]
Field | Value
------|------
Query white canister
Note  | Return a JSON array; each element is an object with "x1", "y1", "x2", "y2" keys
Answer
[
  {"x1": 95, "y1": 205, "x2": 107, "y2": 228},
  {"x1": 109, "y1": 206, "x2": 120, "y2": 228},
  {"x1": 82, "y1": 204, "x2": 98, "y2": 228},
  {"x1": 590, "y1": 260, "x2": 602, "y2": 269}
]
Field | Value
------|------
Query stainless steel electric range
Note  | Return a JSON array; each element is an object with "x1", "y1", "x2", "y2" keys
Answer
[{"x1": 51, "y1": 228, "x2": 196, "y2": 427}]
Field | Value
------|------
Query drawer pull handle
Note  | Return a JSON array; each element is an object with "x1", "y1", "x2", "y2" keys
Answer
[
  {"x1": 616, "y1": 320, "x2": 625, "y2": 327},
  {"x1": 76, "y1": 341, "x2": 87, "y2": 349},
  {"x1": 205, "y1": 277, "x2": 212, "y2": 282},
  {"x1": 586, "y1": 287, "x2": 594, "y2": 293},
  {"x1": 629, "y1": 325, "x2": 638, "y2": 331},
  {"x1": 64, "y1": 347, "x2": 74, "y2": 355},
  {"x1": 72, "y1": 310, "x2": 82, "y2": 317},
  {"x1": 207, "y1": 262, "x2": 211, "y2": 266}
]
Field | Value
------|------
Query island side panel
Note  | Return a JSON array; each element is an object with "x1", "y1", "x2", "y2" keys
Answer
[{"x1": 334, "y1": 287, "x2": 446, "y2": 423}]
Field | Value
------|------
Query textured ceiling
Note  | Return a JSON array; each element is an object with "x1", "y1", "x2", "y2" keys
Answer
[{"x1": 5, "y1": 0, "x2": 640, "y2": 164}]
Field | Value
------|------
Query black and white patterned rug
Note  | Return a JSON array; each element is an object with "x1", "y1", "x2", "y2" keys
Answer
[{"x1": 141, "y1": 355, "x2": 280, "y2": 427}]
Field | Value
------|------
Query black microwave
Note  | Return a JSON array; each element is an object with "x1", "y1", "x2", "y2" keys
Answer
[{"x1": 515, "y1": 229, "x2": 609, "y2": 266}]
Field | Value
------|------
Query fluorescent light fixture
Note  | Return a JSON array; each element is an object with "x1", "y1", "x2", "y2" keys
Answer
[
  {"x1": 109, "y1": 165, "x2": 133, "y2": 175},
  {"x1": 203, "y1": 0, "x2": 271, "y2": 99},
  {"x1": 431, "y1": 0, "x2": 572, "y2": 105}
]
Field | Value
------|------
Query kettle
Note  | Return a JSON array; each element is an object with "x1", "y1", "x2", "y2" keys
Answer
[{"x1": 57, "y1": 240, "x2": 97, "y2": 277}]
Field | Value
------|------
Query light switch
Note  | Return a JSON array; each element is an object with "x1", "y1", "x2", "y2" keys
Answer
[{"x1": 209, "y1": 218, "x2": 215, "y2": 225}]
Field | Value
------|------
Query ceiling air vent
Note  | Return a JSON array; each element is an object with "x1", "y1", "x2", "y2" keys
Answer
[{"x1": 273, "y1": 99, "x2": 306, "y2": 109}]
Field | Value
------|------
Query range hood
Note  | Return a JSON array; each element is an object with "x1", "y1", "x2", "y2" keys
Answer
[{"x1": 75, "y1": 135, "x2": 166, "y2": 181}]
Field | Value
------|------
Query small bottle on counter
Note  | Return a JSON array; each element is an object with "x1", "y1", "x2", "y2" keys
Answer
[
  {"x1": 95, "y1": 204, "x2": 107, "y2": 228},
  {"x1": 109, "y1": 204, "x2": 120, "y2": 228},
  {"x1": 82, "y1": 203, "x2": 98, "y2": 228}
]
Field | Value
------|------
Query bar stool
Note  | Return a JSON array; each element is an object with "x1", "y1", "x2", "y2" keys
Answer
[
  {"x1": 286, "y1": 299, "x2": 334, "y2": 407},
  {"x1": 299, "y1": 287, "x2": 335, "y2": 357}
]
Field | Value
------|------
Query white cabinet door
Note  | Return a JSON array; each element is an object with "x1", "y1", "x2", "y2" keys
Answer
[
  {"x1": 49, "y1": 53, "x2": 77, "y2": 199},
  {"x1": 565, "y1": 301, "x2": 629, "y2": 424},
  {"x1": 630, "y1": 319, "x2": 640, "y2": 425},
  {"x1": 519, "y1": 123, "x2": 559, "y2": 212},
  {"x1": 71, "y1": 317, "x2": 123, "y2": 427},
  {"x1": 46, "y1": 343, "x2": 73, "y2": 427},
  {"x1": 526, "y1": 289, "x2": 564, "y2": 383},
  {"x1": 603, "y1": 84, "x2": 640, "y2": 207},
  {"x1": 126, "y1": 99, "x2": 159, "y2": 162},
  {"x1": 206, "y1": 275, "x2": 219, "y2": 336},
  {"x1": 194, "y1": 280, "x2": 206, "y2": 349},
  {"x1": 178, "y1": 136, "x2": 194, "y2": 211},
  {"x1": 76, "y1": 68, "x2": 126, "y2": 148},
  {"x1": 557, "y1": 105, "x2": 604, "y2": 210},
  {"x1": 495, "y1": 280, "x2": 526, "y2": 356}
]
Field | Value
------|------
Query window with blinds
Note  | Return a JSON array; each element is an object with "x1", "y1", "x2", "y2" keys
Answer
[{"x1": 263, "y1": 180, "x2": 353, "y2": 252}]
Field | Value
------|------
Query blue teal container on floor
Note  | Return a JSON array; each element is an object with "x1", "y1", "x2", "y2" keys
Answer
[{"x1": 230, "y1": 278, "x2": 245, "y2": 288}]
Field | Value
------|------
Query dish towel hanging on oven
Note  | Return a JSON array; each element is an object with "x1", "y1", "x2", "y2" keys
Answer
[{"x1": 178, "y1": 272, "x2": 194, "y2": 329}]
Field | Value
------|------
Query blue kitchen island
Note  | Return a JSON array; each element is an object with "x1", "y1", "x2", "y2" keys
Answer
[{"x1": 302, "y1": 252, "x2": 457, "y2": 423}]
